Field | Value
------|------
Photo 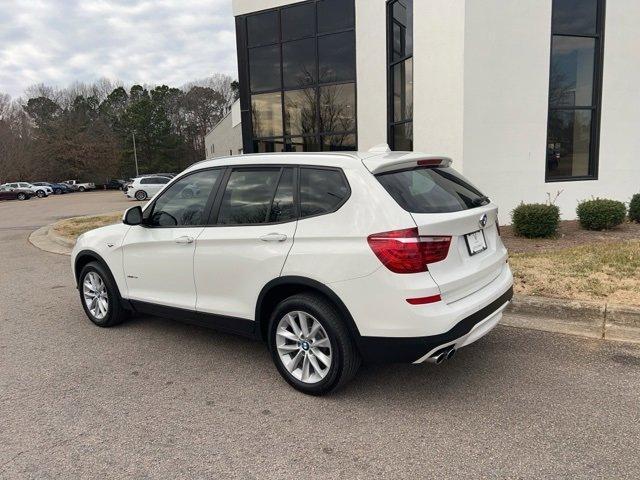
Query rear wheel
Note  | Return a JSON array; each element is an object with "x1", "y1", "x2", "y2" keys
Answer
[
  {"x1": 78, "y1": 186, "x2": 86, "y2": 192},
  {"x1": 54, "y1": 188, "x2": 62, "y2": 194},
  {"x1": 268, "y1": 293, "x2": 360, "y2": 395},
  {"x1": 36, "y1": 189, "x2": 46, "y2": 198},
  {"x1": 17, "y1": 193, "x2": 27, "y2": 200},
  {"x1": 79, "y1": 261, "x2": 129, "y2": 327},
  {"x1": 135, "y1": 190, "x2": 147, "y2": 201}
]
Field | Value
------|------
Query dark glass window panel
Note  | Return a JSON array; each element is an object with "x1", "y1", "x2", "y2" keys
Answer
[
  {"x1": 247, "y1": 10, "x2": 279, "y2": 47},
  {"x1": 149, "y1": 170, "x2": 221, "y2": 227},
  {"x1": 249, "y1": 45, "x2": 281, "y2": 92},
  {"x1": 546, "y1": 110, "x2": 593, "y2": 178},
  {"x1": 393, "y1": 58, "x2": 413, "y2": 122},
  {"x1": 283, "y1": 38, "x2": 317, "y2": 88},
  {"x1": 269, "y1": 168, "x2": 296, "y2": 222},
  {"x1": 552, "y1": 0, "x2": 598, "y2": 35},
  {"x1": 218, "y1": 169, "x2": 281, "y2": 225},
  {"x1": 251, "y1": 92, "x2": 283, "y2": 138},
  {"x1": 282, "y1": 3, "x2": 315, "y2": 41},
  {"x1": 392, "y1": 122, "x2": 413, "y2": 151},
  {"x1": 284, "y1": 89, "x2": 317, "y2": 136},
  {"x1": 549, "y1": 36, "x2": 595, "y2": 107},
  {"x1": 392, "y1": 0, "x2": 413, "y2": 60},
  {"x1": 288, "y1": 136, "x2": 321, "y2": 152},
  {"x1": 317, "y1": 0, "x2": 355, "y2": 34},
  {"x1": 253, "y1": 138, "x2": 286, "y2": 153},
  {"x1": 322, "y1": 134, "x2": 357, "y2": 151},
  {"x1": 318, "y1": 32, "x2": 356, "y2": 84},
  {"x1": 377, "y1": 166, "x2": 487, "y2": 214},
  {"x1": 319, "y1": 83, "x2": 356, "y2": 133},
  {"x1": 300, "y1": 168, "x2": 349, "y2": 217}
]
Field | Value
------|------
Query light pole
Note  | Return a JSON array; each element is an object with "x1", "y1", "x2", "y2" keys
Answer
[{"x1": 132, "y1": 132, "x2": 139, "y2": 177}]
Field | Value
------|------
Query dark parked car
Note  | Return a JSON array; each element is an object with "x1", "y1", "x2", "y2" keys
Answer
[
  {"x1": 103, "y1": 179, "x2": 126, "y2": 190},
  {"x1": 0, "y1": 186, "x2": 34, "y2": 201}
]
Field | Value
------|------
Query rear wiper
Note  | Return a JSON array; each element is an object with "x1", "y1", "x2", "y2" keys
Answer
[{"x1": 472, "y1": 196, "x2": 490, "y2": 206}]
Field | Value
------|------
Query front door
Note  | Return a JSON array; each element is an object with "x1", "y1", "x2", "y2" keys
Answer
[
  {"x1": 122, "y1": 169, "x2": 223, "y2": 310},
  {"x1": 195, "y1": 167, "x2": 297, "y2": 320}
]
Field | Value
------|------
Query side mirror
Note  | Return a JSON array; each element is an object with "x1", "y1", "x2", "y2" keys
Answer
[{"x1": 123, "y1": 206, "x2": 143, "y2": 226}]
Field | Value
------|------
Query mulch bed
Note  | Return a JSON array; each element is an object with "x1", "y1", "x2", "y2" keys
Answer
[{"x1": 501, "y1": 220, "x2": 640, "y2": 254}]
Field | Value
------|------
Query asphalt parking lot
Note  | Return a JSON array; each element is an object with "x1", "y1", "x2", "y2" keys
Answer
[{"x1": 1, "y1": 192, "x2": 639, "y2": 479}]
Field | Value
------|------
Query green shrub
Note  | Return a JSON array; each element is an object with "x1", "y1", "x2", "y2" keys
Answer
[
  {"x1": 576, "y1": 198, "x2": 626, "y2": 230},
  {"x1": 511, "y1": 203, "x2": 560, "y2": 238},
  {"x1": 629, "y1": 194, "x2": 640, "y2": 223}
]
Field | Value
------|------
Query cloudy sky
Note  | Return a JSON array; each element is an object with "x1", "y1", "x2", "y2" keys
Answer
[{"x1": 0, "y1": 0, "x2": 238, "y2": 98}]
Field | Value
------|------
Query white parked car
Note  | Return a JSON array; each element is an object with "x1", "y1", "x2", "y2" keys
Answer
[
  {"x1": 64, "y1": 180, "x2": 96, "y2": 192},
  {"x1": 71, "y1": 150, "x2": 513, "y2": 395},
  {"x1": 1, "y1": 182, "x2": 52, "y2": 198},
  {"x1": 124, "y1": 176, "x2": 172, "y2": 201}
]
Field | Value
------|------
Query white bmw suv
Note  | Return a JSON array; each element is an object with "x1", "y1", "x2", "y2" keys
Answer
[{"x1": 72, "y1": 150, "x2": 513, "y2": 395}]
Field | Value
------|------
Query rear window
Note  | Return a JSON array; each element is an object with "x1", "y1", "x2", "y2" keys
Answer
[{"x1": 376, "y1": 166, "x2": 489, "y2": 213}]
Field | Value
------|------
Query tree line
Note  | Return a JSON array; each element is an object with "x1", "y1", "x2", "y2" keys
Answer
[{"x1": 0, "y1": 75, "x2": 238, "y2": 183}]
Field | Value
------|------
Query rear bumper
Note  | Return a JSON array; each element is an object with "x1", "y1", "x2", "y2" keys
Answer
[{"x1": 355, "y1": 286, "x2": 513, "y2": 363}]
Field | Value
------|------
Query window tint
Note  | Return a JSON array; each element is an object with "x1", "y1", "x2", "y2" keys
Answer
[
  {"x1": 148, "y1": 170, "x2": 221, "y2": 227},
  {"x1": 549, "y1": 36, "x2": 595, "y2": 107},
  {"x1": 552, "y1": 0, "x2": 598, "y2": 35},
  {"x1": 251, "y1": 92, "x2": 283, "y2": 138},
  {"x1": 249, "y1": 45, "x2": 281, "y2": 92},
  {"x1": 318, "y1": 0, "x2": 355, "y2": 33},
  {"x1": 247, "y1": 10, "x2": 279, "y2": 47},
  {"x1": 253, "y1": 138, "x2": 286, "y2": 152},
  {"x1": 283, "y1": 38, "x2": 316, "y2": 88},
  {"x1": 282, "y1": 3, "x2": 315, "y2": 41},
  {"x1": 392, "y1": 0, "x2": 413, "y2": 60},
  {"x1": 318, "y1": 32, "x2": 355, "y2": 83},
  {"x1": 319, "y1": 83, "x2": 356, "y2": 132},
  {"x1": 299, "y1": 168, "x2": 349, "y2": 217},
  {"x1": 218, "y1": 169, "x2": 281, "y2": 225},
  {"x1": 269, "y1": 168, "x2": 295, "y2": 222},
  {"x1": 376, "y1": 167, "x2": 488, "y2": 214},
  {"x1": 284, "y1": 88, "x2": 317, "y2": 136}
]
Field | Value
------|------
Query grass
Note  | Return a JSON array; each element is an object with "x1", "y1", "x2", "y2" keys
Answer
[
  {"x1": 52, "y1": 212, "x2": 123, "y2": 240},
  {"x1": 510, "y1": 240, "x2": 640, "y2": 306}
]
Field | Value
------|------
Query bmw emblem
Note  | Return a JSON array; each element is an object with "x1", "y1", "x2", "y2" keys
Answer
[
  {"x1": 479, "y1": 214, "x2": 488, "y2": 229},
  {"x1": 300, "y1": 341, "x2": 310, "y2": 351}
]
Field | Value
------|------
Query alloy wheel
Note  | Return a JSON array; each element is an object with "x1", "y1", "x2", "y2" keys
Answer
[
  {"x1": 276, "y1": 311, "x2": 332, "y2": 384},
  {"x1": 83, "y1": 271, "x2": 109, "y2": 320}
]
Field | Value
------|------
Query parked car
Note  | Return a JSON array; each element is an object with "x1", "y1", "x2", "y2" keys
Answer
[
  {"x1": 32, "y1": 182, "x2": 69, "y2": 195},
  {"x1": 124, "y1": 175, "x2": 172, "y2": 200},
  {"x1": 1, "y1": 182, "x2": 52, "y2": 198},
  {"x1": 0, "y1": 186, "x2": 35, "y2": 201},
  {"x1": 71, "y1": 150, "x2": 513, "y2": 395},
  {"x1": 103, "y1": 179, "x2": 126, "y2": 190},
  {"x1": 64, "y1": 180, "x2": 96, "y2": 192}
]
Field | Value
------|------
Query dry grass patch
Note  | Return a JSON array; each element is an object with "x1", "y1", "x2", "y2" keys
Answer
[
  {"x1": 510, "y1": 240, "x2": 640, "y2": 306},
  {"x1": 52, "y1": 212, "x2": 123, "y2": 241}
]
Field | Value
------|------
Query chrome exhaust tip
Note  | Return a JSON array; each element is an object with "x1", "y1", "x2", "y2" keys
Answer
[
  {"x1": 426, "y1": 350, "x2": 448, "y2": 365},
  {"x1": 446, "y1": 348, "x2": 456, "y2": 360}
]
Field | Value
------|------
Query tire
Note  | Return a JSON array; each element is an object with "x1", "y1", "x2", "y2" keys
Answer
[
  {"x1": 36, "y1": 189, "x2": 46, "y2": 198},
  {"x1": 135, "y1": 190, "x2": 147, "y2": 201},
  {"x1": 78, "y1": 261, "x2": 129, "y2": 327},
  {"x1": 268, "y1": 293, "x2": 360, "y2": 395},
  {"x1": 17, "y1": 193, "x2": 27, "y2": 200},
  {"x1": 78, "y1": 186, "x2": 86, "y2": 192},
  {"x1": 54, "y1": 188, "x2": 62, "y2": 195}
]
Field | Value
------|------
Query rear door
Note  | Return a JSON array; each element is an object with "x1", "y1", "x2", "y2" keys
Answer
[
  {"x1": 194, "y1": 166, "x2": 297, "y2": 320},
  {"x1": 375, "y1": 165, "x2": 507, "y2": 303}
]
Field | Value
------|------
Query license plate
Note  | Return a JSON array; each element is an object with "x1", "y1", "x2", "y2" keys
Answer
[{"x1": 465, "y1": 230, "x2": 487, "y2": 256}]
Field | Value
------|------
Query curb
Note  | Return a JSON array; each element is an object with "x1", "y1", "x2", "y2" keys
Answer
[
  {"x1": 504, "y1": 295, "x2": 640, "y2": 344},
  {"x1": 47, "y1": 225, "x2": 75, "y2": 249},
  {"x1": 28, "y1": 225, "x2": 72, "y2": 256}
]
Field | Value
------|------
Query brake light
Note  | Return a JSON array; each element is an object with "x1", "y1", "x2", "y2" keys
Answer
[
  {"x1": 367, "y1": 228, "x2": 451, "y2": 274},
  {"x1": 417, "y1": 159, "x2": 443, "y2": 167}
]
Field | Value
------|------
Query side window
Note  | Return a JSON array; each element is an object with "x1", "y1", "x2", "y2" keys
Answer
[
  {"x1": 148, "y1": 170, "x2": 221, "y2": 227},
  {"x1": 157, "y1": 177, "x2": 170, "y2": 184},
  {"x1": 217, "y1": 168, "x2": 281, "y2": 225},
  {"x1": 140, "y1": 178, "x2": 152, "y2": 185},
  {"x1": 269, "y1": 168, "x2": 295, "y2": 223},
  {"x1": 299, "y1": 168, "x2": 349, "y2": 218}
]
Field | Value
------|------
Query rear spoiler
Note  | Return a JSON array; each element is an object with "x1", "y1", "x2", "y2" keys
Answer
[{"x1": 362, "y1": 153, "x2": 453, "y2": 175}]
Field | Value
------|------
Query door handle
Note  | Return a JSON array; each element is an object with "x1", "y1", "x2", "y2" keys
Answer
[
  {"x1": 259, "y1": 233, "x2": 287, "y2": 242},
  {"x1": 175, "y1": 235, "x2": 194, "y2": 244}
]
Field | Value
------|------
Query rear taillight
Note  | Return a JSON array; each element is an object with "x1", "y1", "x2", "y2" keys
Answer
[
  {"x1": 496, "y1": 220, "x2": 501, "y2": 236},
  {"x1": 367, "y1": 228, "x2": 451, "y2": 274}
]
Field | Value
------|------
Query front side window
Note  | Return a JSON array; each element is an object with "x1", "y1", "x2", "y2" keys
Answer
[
  {"x1": 299, "y1": 168, "x2": 349, "y2": 217},
  {"x1": 387, "y1": 0, "x2": 413, "y2": 151},
  {"x1": 148, "y1": 170, "x2": 222, "y2": 227},
  {"x1": 546, "y1": 0, "x2": 605, "y2": 181},
  {"x1": 239, "y1": 0, "x2": 357, "y2": 153}
]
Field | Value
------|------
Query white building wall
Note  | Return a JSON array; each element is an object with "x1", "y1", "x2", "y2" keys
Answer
[{"x1": 204, "y1": 100, "x2": 244, "y2": 159}]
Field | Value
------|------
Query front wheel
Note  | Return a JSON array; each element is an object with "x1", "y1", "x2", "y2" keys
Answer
[
  {"x1": 54, "y1": 188, "x2": 62, "y2": 194},
  {"x1": 268, "y1": 293, "x2": 360, "y2": 395},
  {"x1": 78, "y1": 186, "x2": 86, "y2": 192},
  {"x1": 79, "y1": 261, "x2": 129, "y2": 327},
  {"x1": 135, "y1": 190, "x2": 147, "y2": 201},
  {"x1": 17, "y1": 193, "x2": 27, "y2": 200}
]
